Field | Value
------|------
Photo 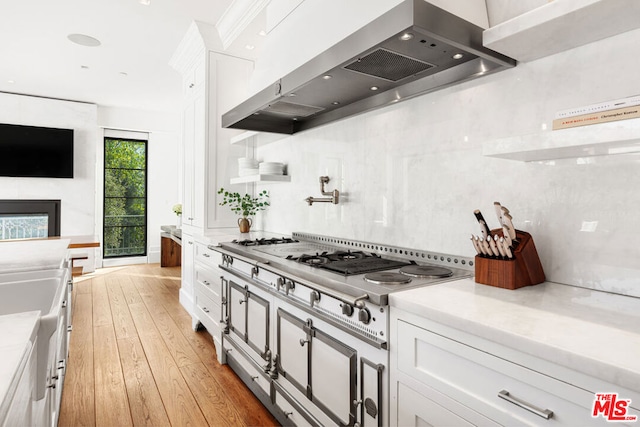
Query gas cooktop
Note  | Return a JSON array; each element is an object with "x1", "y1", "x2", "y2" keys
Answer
[{"x1": 221, "y1": 233, "x2": 474, "y2": 297}]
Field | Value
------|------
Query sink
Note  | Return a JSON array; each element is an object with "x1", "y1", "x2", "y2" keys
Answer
[{"x1": 0, "y1": 268, "x2": 70, "y2": 400}]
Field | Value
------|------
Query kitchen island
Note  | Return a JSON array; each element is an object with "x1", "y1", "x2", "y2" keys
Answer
[
  {"x1": 160, "y1": 225, "x2": 182, "y2": 267},
  {"x1": 390, "y1": 279, "x2": 640, "y2": 425},
  {"x1": 0, "y1": 311, "x2": 39, "y2": 426},
  {"x1": 0, "y1": 238, "x2": 76, "y2": 426}
]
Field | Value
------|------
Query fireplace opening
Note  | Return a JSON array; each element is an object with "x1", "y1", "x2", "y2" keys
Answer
[{"x1": 0, "y1": 200, "x2": 61, "y2": 240}]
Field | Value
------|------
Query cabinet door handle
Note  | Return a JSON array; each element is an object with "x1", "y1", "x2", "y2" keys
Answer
[
  {"x1": 498, "y1": 390, "x2": 553, "y2": 419},
  {"x1": 202, "y1": 307, "x2": 209, "y2": 313},
  {"x1": 203, "y1": 253, "x2": 210, "y2": 258}
]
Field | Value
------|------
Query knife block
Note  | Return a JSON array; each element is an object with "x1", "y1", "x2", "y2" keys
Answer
[{"x1": 474, "y1": 229, "x2": 545, "y2": 290}]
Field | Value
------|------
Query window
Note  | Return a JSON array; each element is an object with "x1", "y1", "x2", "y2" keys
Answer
[{"x1": 103, "y1": 138, "x2": 147, "y2": 258}]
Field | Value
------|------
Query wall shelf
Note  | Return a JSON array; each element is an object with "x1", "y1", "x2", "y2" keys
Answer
[
  {"x1": 230, "y1": 174, "x2": 291, "y2": 184},
  {"x1": 483, "y1": 0, "x2": 640, "y2": 62},
  {"x1": 483, "y1": 120, "x2": 640, "y2": 162},
  {"x1": 230, "y1": 130, "x2": 287, "y2": 147}
]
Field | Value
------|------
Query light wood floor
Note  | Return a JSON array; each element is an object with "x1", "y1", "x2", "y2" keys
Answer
[{"x1": 58, "y1": 263, "x2": 279, "y2": 427}]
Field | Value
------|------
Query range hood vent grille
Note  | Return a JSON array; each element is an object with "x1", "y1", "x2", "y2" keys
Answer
[
  {"x1": 263, "y1": 100, "x2": 324, "y2": 117},
  {"x1": 344, "y1": 48, "x2": 435, "y2": 82}
]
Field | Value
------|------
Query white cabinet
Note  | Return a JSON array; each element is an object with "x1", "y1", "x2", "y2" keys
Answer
[
  {"x1": 2, "y1": 339, "x2": 36, "y2": 427},
  {"x1": 170, "y1": 21, "x2": 254, "y2": 235},
  {"x1": 180, "y1": 233, "x2": 195, "y2": 316},
  {"x1": 193, "y1": 242, "x2": 226, "y2": 362},
  {"x1": 171, "y1": 23, "x2": 254, "y2": 325},
  {"x1": 390, "y1": 310, "x2": 639, "y2": 426},
  {"x1": 180, "y1": 93, "x2": 205, "y2": 229}
]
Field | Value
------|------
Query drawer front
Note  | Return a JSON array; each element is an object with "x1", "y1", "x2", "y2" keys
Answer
[
  {"x1": 397, "y1": 382, "x2": 490, "y2": 427},
  {"x1": 273, "y1": 382, "x2": 320, "y2": 427},
  {"x1": 225, "y1": 338, "x2": 270, "y2": 396},
  {"x1": 195, "y1": 265, "x2": 222, "y2": 304},
  {"x1": 194, "y1": 242, "x2": 222, "y2": 267},
  {"x1": 397, "y1": 320, "x2": 600, "y2": 426},
  {"x1": 195, "y1": 289, "x2": 221, "y2": 334}
]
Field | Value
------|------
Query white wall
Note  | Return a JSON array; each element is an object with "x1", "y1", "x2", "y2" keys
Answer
[
  {"x1": 97, "y1": 106, "x2": 180, "y2": 264},
  {"x1": 0, "y1": 95, "x2": 180, "y2": 267},
  {"x1": 0, "y1": 93, "x2": 98, "y2": 236},
  {"x1": 253, "y1": 9, "x2": 640, "y2": 297}
]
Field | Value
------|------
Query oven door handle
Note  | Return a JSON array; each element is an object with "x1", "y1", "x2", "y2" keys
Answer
[
  {"x1": 256, "y1": 262, "x2": 370, "y2": 309},
  {"x1": 210, "y1": 245, "x2": 262, "y2": 266}
]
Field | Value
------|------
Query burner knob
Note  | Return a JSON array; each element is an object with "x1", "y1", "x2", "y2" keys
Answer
[
  {"x1": 341, "y1": 303, "x2": 354, "y2": 317},
  {"x1": 358, "y1": 308, "x2": 371, "y2": 324}
]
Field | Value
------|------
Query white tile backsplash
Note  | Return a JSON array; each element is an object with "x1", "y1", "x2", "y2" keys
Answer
[{"x1": 253, "y1": 27, "x2": 640, "y2": 297}]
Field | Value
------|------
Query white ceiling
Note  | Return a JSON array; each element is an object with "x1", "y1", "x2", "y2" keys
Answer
[{"x1": 0, "y1": 0, "x2": 263, "y2": 113}]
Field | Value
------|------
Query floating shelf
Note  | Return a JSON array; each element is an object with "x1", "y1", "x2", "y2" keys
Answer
[
  {"x1": 230, "y1": 174, "x2": 291, "y2": 184},
  {"x1": 483, "y1": 0, "x2": 640, "y2": 62},
  {"x1": 230, "y1": 130, "x2": 287, "y2": 147},
  {"x1": 483, "y1": 120, "x2": 640, "y2": 162}
]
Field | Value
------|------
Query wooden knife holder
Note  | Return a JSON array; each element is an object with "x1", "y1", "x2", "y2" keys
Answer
[{"x1": 474, "y1": 229, "x2": 545, "y2": 290}]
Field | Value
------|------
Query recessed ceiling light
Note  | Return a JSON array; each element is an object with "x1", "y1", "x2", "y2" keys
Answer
[
  {"x1": 288, "y1": 93, "x2": 296, "y2": 97},
  {"x1": 7, "y1": 80, "x2": 15, "y2": 84},
  {"x1": 453, "y1": 53, "x2": 464, "y2": 60},
  {"x1": 67, "y1": 34, "x2": 101, "y2": 47},
  {"x1": 332, "y1": 101, "x2": 340, "y2": 105},
  {"x1": 322, "y1": 75, "x2": 332, "y2": 80},
  {"x1": 245, "y1": 44, "x2": 255, "y2": 50},
  {"x1": 370, "y1": 86, "x2": 379, "y2": 91},
  {"x1": 258, "y1": 30, "x2": 266, "y2": 36},
  {"x1": 399, "y1": 33, "x2": 414, "y2": 41},
  {"x1": 139, "y1": 0, "x2": 150, "y2": 5}
]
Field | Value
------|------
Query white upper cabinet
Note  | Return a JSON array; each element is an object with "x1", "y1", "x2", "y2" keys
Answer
[{"x1": 170, "y1": 21, "x2": 254, "y2": 233}]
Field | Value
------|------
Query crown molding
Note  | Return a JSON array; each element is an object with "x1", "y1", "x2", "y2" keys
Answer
[{"x1": 216, "y1": 0, "x2": 270, "y2": 50}]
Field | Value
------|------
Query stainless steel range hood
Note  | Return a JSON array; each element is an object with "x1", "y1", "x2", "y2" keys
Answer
[{"x1": 222, "y1": 0, "x2": 516, "y2": 135}]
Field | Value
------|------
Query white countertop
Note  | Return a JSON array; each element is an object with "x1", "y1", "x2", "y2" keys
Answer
[
  {"x1": 0, "y1": 311, "x2": 39, "y2": 421},
  {"x1": 0, "y1": 239, "x2": 70, "y2": 274},
  {"x1": 390, "y1": 278, "x2": 640, "y2": 393}
]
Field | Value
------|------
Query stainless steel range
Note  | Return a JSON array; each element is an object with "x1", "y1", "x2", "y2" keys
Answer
[{"x1": 210, "y1": 232, "x2": 473, "y2": 426}]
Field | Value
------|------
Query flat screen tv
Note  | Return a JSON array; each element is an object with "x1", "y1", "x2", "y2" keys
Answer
[{"x1": 0, "y1": 123, "x2": 74, "y2": 178}]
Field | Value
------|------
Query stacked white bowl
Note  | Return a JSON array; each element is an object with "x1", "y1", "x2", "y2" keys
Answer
[
  {"x1": 258, "y1": 162, "x2": 285, "y2": 175},
  {"x1": 238, "y1": 158, "x2": 259, "y2": 176}
]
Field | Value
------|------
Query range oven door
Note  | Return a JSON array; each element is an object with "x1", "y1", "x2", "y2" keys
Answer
[
  {"x1": 227, "y1": 279, "x2": 271, "y2": 363},
  {"x1": 276, "y1": 307, "x2": 357, "y2": 426}
]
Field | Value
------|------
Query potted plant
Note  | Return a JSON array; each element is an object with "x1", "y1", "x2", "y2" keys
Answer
[
  {"x1": 218, "y1": 188, "x2": 269, "y2": 233},
  {"x1": 172, "y1": 203, "x2": 182, "y2": 228}
]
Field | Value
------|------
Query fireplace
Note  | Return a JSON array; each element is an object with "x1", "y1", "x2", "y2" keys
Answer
[{"x1": 0, "y1": 200, "x2": 61, "y2": 240}]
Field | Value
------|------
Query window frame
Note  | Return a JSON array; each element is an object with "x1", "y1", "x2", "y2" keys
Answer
[{"x1": 102, "y1": 137, "x2": 148, "y2": 259}]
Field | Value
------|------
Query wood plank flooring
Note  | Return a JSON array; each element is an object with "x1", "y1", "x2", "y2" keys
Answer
[{"x1": 58, "y1": 264, "x2": 279, "y2": 427}]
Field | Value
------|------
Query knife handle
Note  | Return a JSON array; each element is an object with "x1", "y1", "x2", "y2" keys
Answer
[
  {"x1": 488, "y1": 236, "x2": 500, "y2": 257},
  {"x1": 501, "y1": 237, "x2": 513, "y2": 259},
  {"x1": 474, "y1": 236, "x2": 486, "y2": 256},
  {"x1": 471, "y1": 235, "x2": 481, "y2": 255},
  {"x1": 474, "y1": 210, "x2": 492, "y2": 239},
  {"x1": 502, "y1": 224, "x2": 513, "y2": 247},
  {"x1": 495, "y1": 235, "x2": 507, "y2": 258},
  {"x1": 502, "y1": 213, "x2": 517, "y2": 241},
  {"x1": 480, "y1": 237, "x2": 492, "y2": 256},
  {"x1": 494, "y1": 202, "x2": 504, "y2": 226}
]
